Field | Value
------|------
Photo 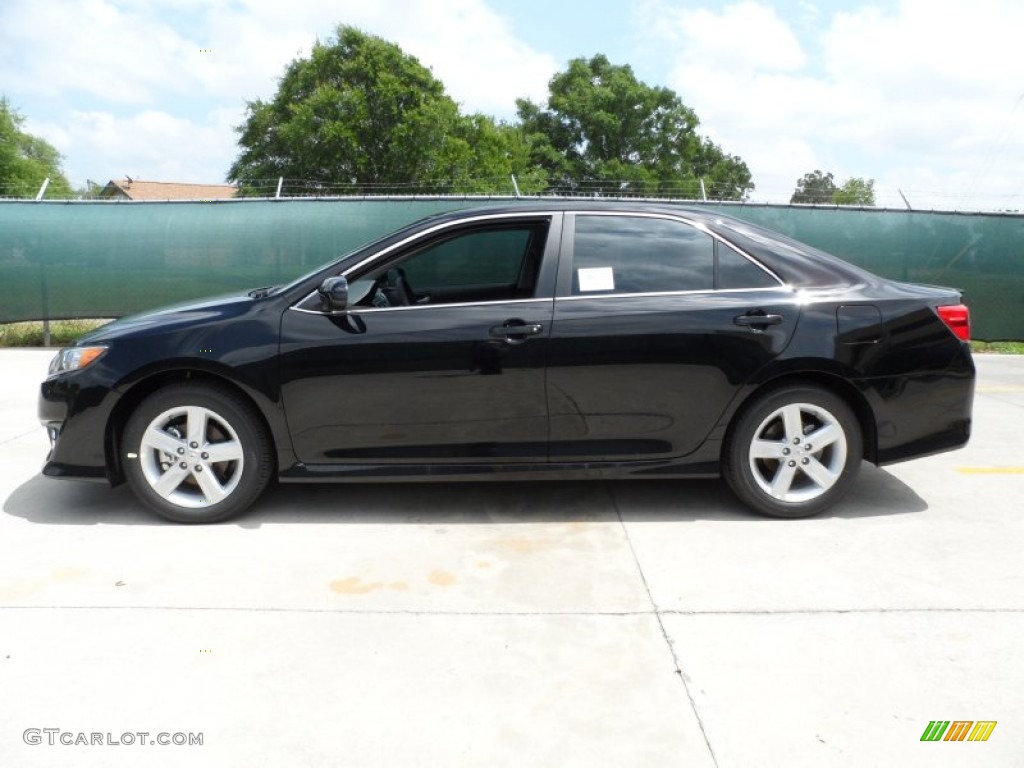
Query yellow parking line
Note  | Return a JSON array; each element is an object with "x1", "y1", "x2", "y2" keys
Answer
[{"x1": 956, "y1": 467, "x2": 1024, "y2": 475}]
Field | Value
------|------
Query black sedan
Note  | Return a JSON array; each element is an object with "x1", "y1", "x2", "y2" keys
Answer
[{"x1": 38, "y1": 203, "x2": 975, "y2": 523}]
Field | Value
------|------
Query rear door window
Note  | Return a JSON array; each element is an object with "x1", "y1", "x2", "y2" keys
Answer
[{"x1": 571, "y1": 215, "x2": 714, "y2": 295}]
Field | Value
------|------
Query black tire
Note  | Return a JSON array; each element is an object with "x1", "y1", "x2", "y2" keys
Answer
[
  {"x1": 122, "y1": 383, "x2": 273, "y2": 523},
  {"x1": 723, "y1": 384, "x2": 862, "y2": 519}
]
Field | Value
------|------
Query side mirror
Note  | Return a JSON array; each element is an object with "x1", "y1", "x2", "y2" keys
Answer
[{"x1": 317, "y1": 276, "x2": 349, "y2": 313}]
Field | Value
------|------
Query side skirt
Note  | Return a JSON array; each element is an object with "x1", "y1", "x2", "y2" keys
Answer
[{"x1": 278, "y1": 458, "x2": 721, "y2": 483}]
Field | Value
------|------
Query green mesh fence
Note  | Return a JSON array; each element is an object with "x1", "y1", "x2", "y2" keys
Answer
[
  {"x1": 1, "y1": 198, "x2": 1021, "y2": 339},
  {"x1": 704, "y1": 204, "x2": 1024, "y2": 341}
]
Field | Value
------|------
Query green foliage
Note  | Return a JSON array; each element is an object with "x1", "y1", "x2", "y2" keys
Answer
[
  {"x1": 790, "y1": 170, "x2": 836, "y2": 204},
  {"x1": 446, "y1": 115, "x2": 547, "y2": 194},
  {"x1": 832, "y1": 177, "x2": 876, "y2": 206},
  {"x1": 791, "y1": 170, "x2": 875, "y2": 206},
  {"x1": 0, "y1": 98, "x2": 74, "y2": 199},
  {"x1": 972, "y1": 340, "x2": 1024, "y2": 354},
  {"x1": 0, "y1": 319, "x2": 111, "y2": 347},
  {"x1": 228, "y1": 26, "x2": 532, "y2": 194},
  {"x1": 515, "y1": 54, "x2": 753, "y2": 199}
]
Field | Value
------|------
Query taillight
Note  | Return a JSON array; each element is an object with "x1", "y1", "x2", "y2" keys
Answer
[{"x1": 937, "y1": 304, "x2": 970, "y2": 342}]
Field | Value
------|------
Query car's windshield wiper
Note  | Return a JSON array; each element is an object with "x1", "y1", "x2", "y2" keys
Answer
[{"x1": 247, "y1": 285, "x2": 277, "y2": 299}]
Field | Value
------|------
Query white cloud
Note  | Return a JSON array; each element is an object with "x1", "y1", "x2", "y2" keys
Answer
[
  {"x1": 643, "y1": 0, "x2": 1024, "y2": 210},
  {"x1": 824, "y1": 0, "x2": 1020, "y2": 100},
  {"x1": 354, "y1": 1, "x2": 558, "y2": 116},
  {"x1": 225, "y1": 0, "x2": 559, "y2": 117},
  {"x1": 27, "y1": 107, "x2": 243, "y2": 186},
  {"x1": 1, "y1": 0, "x2": 557, "y2": 186},
  {"x1": 1, "y1": 0, "x2": 192, "y2": 105},
  {"x1": 660, "y1": 1, "x2": 806, "y2": 73}
]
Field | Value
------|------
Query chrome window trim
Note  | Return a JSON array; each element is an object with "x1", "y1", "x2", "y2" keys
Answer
[
  {"x1": 556, "y1": 286, "x2": 795, "y2": 302},
  {"x1": 289, "y1": 297, "x2": 554, "y2": 316}
]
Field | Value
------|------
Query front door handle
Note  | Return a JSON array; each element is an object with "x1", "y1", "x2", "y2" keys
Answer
[
  {"x1": 489, "y1": 320, "x2": 544, "y2": 344},
  {"x1": 734, "y1": 312, "x2": 784, "y2": 331}
]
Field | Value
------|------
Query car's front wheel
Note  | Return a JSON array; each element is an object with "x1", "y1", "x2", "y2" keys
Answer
[
  {"x1": 723, "y1": 384, "x2": 862, "y2": 518},
  {"x1": 122, "y1": 383, "x2": 273, "y2": 523}
]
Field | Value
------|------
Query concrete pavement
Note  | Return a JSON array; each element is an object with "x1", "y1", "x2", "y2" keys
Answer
[{"x1": 1, "y1": 349, "x2": 1021, "y2": 766}]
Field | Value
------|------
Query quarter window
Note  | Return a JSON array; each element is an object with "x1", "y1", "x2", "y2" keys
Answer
[
  {"x1": 572, "y1": 215, "x2": 714, "y2": 295},
  {"x1": 716, "y1": 242, "x2": 780, "y2": 289}
]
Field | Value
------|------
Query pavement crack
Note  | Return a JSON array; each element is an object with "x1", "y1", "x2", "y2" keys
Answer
[
  {"x1": 0, "y1": 605, "x2": 655, "y2": 617},
  {"x1": 3, "y1": 606, "x2": 1016, "y2": 616},
  {"x1": 608, "y1": 483, "x2": 720, "y2": 768},
  {"x1": 661, "y1": 607, "x2": 1024, "y2": 615},
  {"x1": 0, "y1": 429, "x2": 38, "y2": 447}
]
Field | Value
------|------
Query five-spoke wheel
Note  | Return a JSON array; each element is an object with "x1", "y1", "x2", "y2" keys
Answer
[
  {"x1": 123, "y1": 384, "x2": 273, "y2": 523},
  {"x1": 724, "y1": 385, "x2": 861, "y2": 518}
]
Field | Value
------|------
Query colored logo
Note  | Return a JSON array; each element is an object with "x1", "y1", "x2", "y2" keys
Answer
[{"x1": 921, "y1": 721, "x2": 996, "y2": 742}]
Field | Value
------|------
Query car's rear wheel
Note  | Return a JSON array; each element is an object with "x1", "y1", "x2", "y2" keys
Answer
[
  {"x1": 723, "y1": 384, "x2": 862, "y2": 518},
  {"x1": 122, "y1": 383, "x2": 273, "y2": 523}
]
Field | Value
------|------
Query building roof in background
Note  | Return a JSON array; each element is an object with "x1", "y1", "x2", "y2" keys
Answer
[{"x1": 99, "y1": 179, "x2": 237, "y2": 200}]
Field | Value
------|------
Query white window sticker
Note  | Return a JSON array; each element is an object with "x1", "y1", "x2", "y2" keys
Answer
[{"x1": 578, "y1": 267, "x2": 615, "y2": 292}]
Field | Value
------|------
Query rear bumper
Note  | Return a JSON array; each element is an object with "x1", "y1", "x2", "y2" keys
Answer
[{"x1": 861, "y1": 346, "x2": 975, "y2": 465}]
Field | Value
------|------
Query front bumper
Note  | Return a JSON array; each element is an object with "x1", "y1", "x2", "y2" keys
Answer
[{"x1": 38, "y1": 373, "x2": 121, "y2": 483}]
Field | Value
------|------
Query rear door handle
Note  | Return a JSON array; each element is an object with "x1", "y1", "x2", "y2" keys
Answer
[
  {"x1": 734, "y1": 312, "x2": 784, "y2": 330},
  {"x1": 489, "y1": 321, "x2": 544, "y2": 344}
]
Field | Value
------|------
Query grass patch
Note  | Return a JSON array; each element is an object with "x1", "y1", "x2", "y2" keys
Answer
[
  {"x1": 0, "y1": 319, "x2": 112, "y2": 347},
  {"x1": 971, "y1": 340, "x2": 1024, "y2": 354}
]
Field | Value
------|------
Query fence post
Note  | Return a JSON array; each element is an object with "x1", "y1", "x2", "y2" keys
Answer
[
  {"x1": 33, "y1": 180, "x2": 53, "y2": 343},
  {"x1": 275, "y1": 177, "x2": 284, "y2": 198},
  {"x1": 40, "y1": 260, "x2": 51, "y2": 346}
]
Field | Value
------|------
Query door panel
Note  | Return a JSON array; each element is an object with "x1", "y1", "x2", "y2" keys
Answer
[
  {"x1": 547, "y1": 291, "x2": 799, "y2": 460},
  {"x1": 280, "y1": 301, "x2": 553, "y2": 463},
  {"x1": 279, "y1": 214, "x2": 560, "y2": 466}
]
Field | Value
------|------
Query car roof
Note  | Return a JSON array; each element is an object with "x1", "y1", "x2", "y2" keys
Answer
[{"x1": 424, "y1": 199, "x2": 718, "y2": 222}]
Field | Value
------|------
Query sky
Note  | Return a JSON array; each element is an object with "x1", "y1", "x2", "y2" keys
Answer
[{"x1": 1, "y1": 0, "x2": 1022, "y2": 210}]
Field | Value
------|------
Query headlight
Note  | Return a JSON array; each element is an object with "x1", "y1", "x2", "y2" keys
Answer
[{"x1": 48, "y1": 345, "x2": 108, "y2": 374}]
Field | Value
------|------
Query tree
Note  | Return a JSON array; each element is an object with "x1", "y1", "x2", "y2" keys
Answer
[
  {"x1": 832, "y1": 177, "x2": 875, "y2": 206},
  {"x1": 447, "y1": 116, "x2": 548, "y2": 195},
  {"x1": 0, "y1": 98, "x2": 74, "y2": 199},
  {"x1": 228, "y1": 26, "x2": 525, "y2": 194},
  {"x1": 791, "y1": 170, "x2": 876, "y2": 206},
  {"x1": 515, "y1": 54, "x2": 753, "y2": 199},
  {"x1": 790, "y1": 170, "x2": 836, "y2": 204}
]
